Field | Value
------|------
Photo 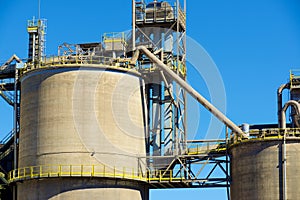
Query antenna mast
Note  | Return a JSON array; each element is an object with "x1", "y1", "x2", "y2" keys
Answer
[{"x1": 38, "y1": 0, "x2": 41, "y2": 19}]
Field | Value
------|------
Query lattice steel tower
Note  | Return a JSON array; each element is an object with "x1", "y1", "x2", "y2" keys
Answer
[{"x1": 132, "y1": 0, "x2": 187, "y2": 159}]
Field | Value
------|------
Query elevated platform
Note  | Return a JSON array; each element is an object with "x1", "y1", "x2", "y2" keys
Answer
[
  {"x1": 146, "y1": 139, "x2": 229, "y2": 189},
  {"x1": 4, "y1": 139, "x2": 228, "y2": 189},
  {"x1": 135, "y1": 0, "x2": 186, "y2": 31},
  {"x1": 4, "y1": 126, "x2": 300, "y2": 189}
]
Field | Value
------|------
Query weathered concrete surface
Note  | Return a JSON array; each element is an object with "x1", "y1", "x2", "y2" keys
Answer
[
  {"x1": 18, "y1": 66, "x2": 148, "y2": 200},
  {"x1": 230, "y1": 139, "x2": 300, "y2": 200}
]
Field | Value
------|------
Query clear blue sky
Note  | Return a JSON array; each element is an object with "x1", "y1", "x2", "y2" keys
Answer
[{"x1": 0, "y1": 0, "x2": 300, "y2": 199}]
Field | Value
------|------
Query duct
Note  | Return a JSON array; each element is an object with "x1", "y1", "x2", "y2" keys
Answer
[
  {"x1": 130, "y1": 49, "x2": 140, "y2": 65},
  {"x1": 278, "y1": 84, "x2": 289, "y2": 127},
  {"x1": 137, "y1": 46, "x2": 247, "y2": 138},
  {"x1": 281, "y1": 100, "x2": 300, "y2": 129}
]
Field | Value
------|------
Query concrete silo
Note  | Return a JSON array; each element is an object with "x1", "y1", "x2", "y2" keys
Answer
[
  {"x1": 230, "y1": 71, "x2": 300, "y2": 200},
  {"x1": 15, "y1": 61, "x2": 149, "y2": 198},
  {"x1": 230, "y1": 138, "x2": 300, "y2": 200}
]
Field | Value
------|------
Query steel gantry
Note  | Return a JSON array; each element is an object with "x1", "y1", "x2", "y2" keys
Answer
[
  {"x1": 131, "y1": 0, "x2": 235, "y2": 191},
  {"x1": 133, "y1": 0, "x2": 188, "y2": 159}
]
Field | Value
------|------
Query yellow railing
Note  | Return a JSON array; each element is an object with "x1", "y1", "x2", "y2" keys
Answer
[
  {"x1": 187, "y1": 144, "x2": 226, "y2": 155},
  {"x1": 290, "y1": 69, "x2": 300, "y2": 88},
  {"x1": 8, "y1": 164, "x2": 146, "y2": 183},
  {"x1": 21, "y1": 54, "x2": 136, "y2": 75},
  {"x1": 172, "y1": 65, "x2": 186, "y2": 77},
  {"x1": 103, "y1": 32, "x2": 126, "y2": 43},
  {"x1": 147, "y1": 170, "x2": 185, "y2": 182},
  {"x1": 250, "y1": 128, "x2": 300, "y2": 137},
  {"x1": 41, "y1": 55, "x2": 116, "y2": 66},
  {"x1": 22, "y1": 54, "x2": 186, "y2": 78},
  {"x1": 232, "y1": 128, "x2": 300, "y2": 144},
  {"x1": 8, "y1": 164, "x2": 192, "y2": 184}
]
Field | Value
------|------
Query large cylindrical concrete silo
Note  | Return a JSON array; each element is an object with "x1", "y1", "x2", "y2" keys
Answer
[
  {"x1": 17, "y1": 65, "x2": 149, "y2": 199},
  {"x1": 230, "y1": 138, "x2": 300, "y2": 200}
]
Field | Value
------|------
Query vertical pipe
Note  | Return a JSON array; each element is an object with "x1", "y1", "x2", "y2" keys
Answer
[
  {"x1": 183, "y1": 84, "x2": 187, "y2": 153},
  {"x1": 225, "y1": 126, "x2": 230, "y2": 200},
  {"x1": 277, "y1": 84, "x2": 289, "y2": 128},
  {"x1": 176, "y1": 0, "x2": 179, "y2": 67},
  {"x1": 13, "y1": 68, "x2": 18, "y2": 200},
  {"x1": 132, "y1": 0, "x2": 136, "y2": 50},
  {"x1": 280, "y1": 100, "x2": 300, "y2": 129},
  {"x1": 174, "y1": 86, "x2": 178, "y2": 155},
  {"x1": 174, "y1": 0, "x2": 180, "y2": 156},
  {"x1": 13, "y1": 69, "x2": 18, "y2": 170},
  {"x1": 282, "y1": 131, "x2": 287, "y2": 200},
  {"x1": 183, "y1": 0, "x2": 187, "y2": 153}
]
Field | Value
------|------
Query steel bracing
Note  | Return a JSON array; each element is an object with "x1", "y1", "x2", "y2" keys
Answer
[
  {"x1": 0, "y1": 0, "x2": 234, "y2": 193},
  {"x1": 0, "y1": 1, "x2": 251, "y2": 199},
  {"x1": 133, "y1": 0, "x2": 187, "y2": 158}
]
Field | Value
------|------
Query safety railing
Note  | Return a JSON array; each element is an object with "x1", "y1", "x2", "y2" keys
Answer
[
  {"x1": 139, "y1": 60, "x2": 186, "y2": 77},
  {"x1": 8, "y1": 164, "x2": 195, "y2": 184},
  {"x1": 147, "y1": 169, "x2": 185, "y2": 182},
  {"x1": 42, "y1": 55, "x2": 114, "y2": 66},
  {"x1": 22, "y1": 54, "x2": 137, "y2": 74},
  {"x1": 250, "y1": 128, "x2": 300, "y2": 137},
  {"x1": 187, "y1": 143, "x2": 226, "y2": 155},
  {"x1": 8, "y1": 164, "x2": 147, "y2": 183},
  {"x1": 103, "y1": 32, "x2": 126, "y2": 44},
  {"x1": 103, "y1": 32, "x2": 127, "y2": 51},
  {"x1": 22, "y1": 53, "x2": 186, "y2": 77},
  {"x1": 27, "y1": 18, "x2": 47, "y2": 28},
  {"x1": 27, "y1": 18, "x2": 47, "y2": 44},
  {"x1": 290, "y1": 69, "x2": 300, "y2": 88},
  {"x1": 232, "y1": 128, "x2": 300, "y2": 144},
  {"x1": 135, "y1": 1, "x2": 186, "y2": 28},
  {"x1": 171, "y1": 62, "x2": 186, "y2": 77},
  {"x1": 136, "y1": 4, "x2": 177, "y2": 23}
]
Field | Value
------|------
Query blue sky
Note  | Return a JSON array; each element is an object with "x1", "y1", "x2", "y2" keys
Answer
[{"x1": 1, "y1": 0, "x2": 300, "y2": 199}]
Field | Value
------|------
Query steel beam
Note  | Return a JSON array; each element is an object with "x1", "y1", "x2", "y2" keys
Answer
[{"x1": 137, "y1": 46, "x2": 247, "y2": 138}]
